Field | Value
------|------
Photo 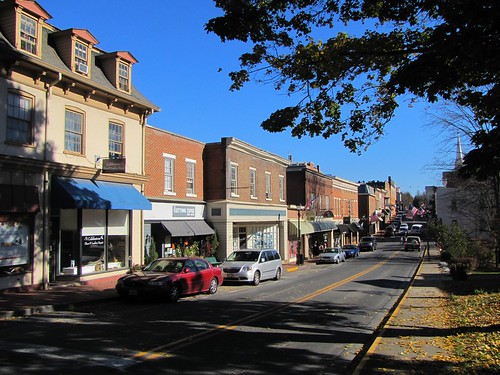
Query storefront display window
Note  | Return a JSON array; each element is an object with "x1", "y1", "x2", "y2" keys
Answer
[{"x1": 0, "y1": 220, "x2": 29, "y2": 273}]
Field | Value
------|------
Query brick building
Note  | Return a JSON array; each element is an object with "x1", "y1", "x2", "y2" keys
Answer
[
  {"x1": 143, "y1": 126, "x2": 214, "y2": 258},
  {"x1": 204, "y1": 138, "x2": 289, "y2": 261}
]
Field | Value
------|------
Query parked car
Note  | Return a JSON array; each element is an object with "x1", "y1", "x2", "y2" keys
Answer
[
  {"x1": 221, "y1": 249, "x2": 282, "y2": 286},
  {"x1": 115, "y1": 257, "x2": 223, "y2": 302},
  {"x1": 404, "y1": 236, "x2": 422, "y2": 251},
  {"x1": 317, "y1": 247, "x2": 346, "y2": 264},
  {"x1": 384, "y1": 226, "x2": 396, "y2": 237},
  {"x1": 410, "y1": 224, "x2": 423, "y2": 235},
  {"x1": 342, "y1": 244, "x2": 360, "y2": 258},
  {"x1": 359, "y1": 236, "x2": 377, "y2": 251},
  {"x1": 399, "y1": 223, "x2": 409, "y2": 234}
]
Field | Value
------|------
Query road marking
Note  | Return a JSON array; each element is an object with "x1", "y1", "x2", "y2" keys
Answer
[{"x1": 134, "y1": 252, "x2": 400, "y2": 361}]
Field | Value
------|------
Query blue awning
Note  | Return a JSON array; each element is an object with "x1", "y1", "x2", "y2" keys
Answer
[{"x1": 52, "y1": 177, "x2": 151, "y2": 210}]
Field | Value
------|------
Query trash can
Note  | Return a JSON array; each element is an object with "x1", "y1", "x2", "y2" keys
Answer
[{"x1": 296, "y1": 254, "x2": 305, "y2": 265}]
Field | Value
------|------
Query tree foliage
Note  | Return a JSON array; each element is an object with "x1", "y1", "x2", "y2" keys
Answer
[{"x1": 206, "y1": 0, "x2": 500, "y2": 153}]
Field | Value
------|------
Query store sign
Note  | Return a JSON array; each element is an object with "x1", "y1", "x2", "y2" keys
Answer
[
  {"x1": 102, "y1": 158, "x2": 126, "y2": 173},
  {"x1": 83, "y1": 235, "x2": 104, "y2": 247},
  {"x1": 0, "y1": 221, "x2": 29, "y2": 266},
  {"x1": 172, "y1": 205, "x2": 196, "y2": 217}
]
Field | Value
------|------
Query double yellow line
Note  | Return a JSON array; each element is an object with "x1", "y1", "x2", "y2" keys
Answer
[{"x1": 133, "y1": 252, "x2": 399, "y2": 361}]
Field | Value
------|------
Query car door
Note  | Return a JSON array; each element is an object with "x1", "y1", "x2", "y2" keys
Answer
[
  {"x1": 194, "y1": 258, "x2": 212, "y2": 292},
  {"x1": 259, "y1": 251, "x2": 272, "y2": 280},
  {"x1": 182, "y1": 259, "x2": 201, "y2": 294}
]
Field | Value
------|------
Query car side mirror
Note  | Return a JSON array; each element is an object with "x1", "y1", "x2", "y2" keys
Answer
[{"x1": 184, "y1": 268, "x2": 191, "y2": 273}]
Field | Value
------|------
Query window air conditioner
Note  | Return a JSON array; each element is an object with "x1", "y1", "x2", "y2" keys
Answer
[{"x1": 77, "y1": 63, "x2": 88, "y2": 74}]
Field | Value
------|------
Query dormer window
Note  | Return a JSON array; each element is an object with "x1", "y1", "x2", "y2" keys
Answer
[
  {"x1": 74, "y1": 41, "x2": 89, "y2": 75},
  {"x1": 20, "y1": 14, "x2": 37, "y2": 54},
  {"x1": 118, "y1": 62, "x2": 129, "y2": 91}
]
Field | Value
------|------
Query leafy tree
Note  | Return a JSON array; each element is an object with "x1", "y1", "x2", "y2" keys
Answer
[
  {"x1": 145, "y1": 236, "x2": 158, "y2": 265},
  {"x1": 206, "y1": 0, "x2": 500, "y2": 153}
]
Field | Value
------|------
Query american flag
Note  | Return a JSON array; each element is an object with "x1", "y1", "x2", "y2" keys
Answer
[
  {"x1": 304, "y1": 197, "x2": 317, "y2": 210},
  {"x1": 406, "y1": 207, "x2": 418, "y2": 219}
]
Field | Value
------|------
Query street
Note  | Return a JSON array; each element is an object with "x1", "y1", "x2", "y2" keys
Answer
[{"x1": 0, "y1": 240, "x2": 421, "y2": 375}]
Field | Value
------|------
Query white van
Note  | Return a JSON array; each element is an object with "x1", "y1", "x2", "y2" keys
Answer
[
  {"x1": 221, "y1": 249, "x2": 282, "y2": 286},
  {"x1": 410, "y1": 224, "x2": 423, "y2": 235}
]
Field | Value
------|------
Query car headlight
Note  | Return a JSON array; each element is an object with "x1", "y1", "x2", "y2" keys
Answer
[{"x1": 242, "y1": 265, "x2": 252, "y2": 272}]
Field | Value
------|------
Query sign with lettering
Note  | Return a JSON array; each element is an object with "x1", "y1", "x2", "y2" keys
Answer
[
  {"x1": 102, "y1": 158, "x2": 126, "y2": 173},
  {"x1": 172, "y1": 205, "x2": 196, "y2": 217}
]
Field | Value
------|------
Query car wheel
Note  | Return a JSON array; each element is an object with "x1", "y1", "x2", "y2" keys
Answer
[
  {"x1": 168, "y1": 283, "x2": 181, "y2": 302},
  {"x1": 274, "y1": 267, "x2": 282, "y2": 281},
  {"x1": 208, "y1": 277, "x2": 218, "y2": 294},
  {"x1": 252, "y1": 270, "x2": 261, "y2": 286}
]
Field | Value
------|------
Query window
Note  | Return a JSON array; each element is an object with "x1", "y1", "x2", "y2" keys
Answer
[
  {"x1": 7, "y1": 92, "x2": 33, "y2": 144},
  {"x1": 74, "y1": 41, "x2": 88, "y2": 74},
  {"x1": 250, "y1": 168, "x2": 256, "y2": 198},
  {"x1": 163, "y1": 154, "x2": 175, "y2": 194},
  {"x1": 118, "y1": 62, "x2": 129, "y2": 91},
  {"x1": 279, "y1": 175, "x2": 284, "y2": 201},
  {"x1": 20, "y1": 14, "x2": 37, "y2": 54},
  {"x1": 64, "y1": 109, "x2": 84, "y2": 154},
  {"x1": 186, "y1": 159, "x2": 196, "y2": 196},
  {"x1": 108, "y1": 122, "x2": 123, "y2": 158},
  {"x1": 265, "y1": 172, "x2": 271, "y2": 199},
  {"x1": 230, "y1": 163, "x2": 238, "y2": 196}
]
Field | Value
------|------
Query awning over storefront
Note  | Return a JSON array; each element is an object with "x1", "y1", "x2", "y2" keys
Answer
[
  {"x1": 336, "y1": 224, "x2": 350, "y2": 233},
  {"x1": 347, "y1": 224, "x2": 359, "y2": 233},
  {"x1": 0, "y1": 185, "x2": 39, "y2": 213},
  {"x1": 52, "y1": 177, "x2": 152, "y2": 210},
  {"x1": 161, "y1": 220, "x2": 214, "y2": 237},
  {"x1": 289, "y1": 220, "x2": 337, "y2": 235}
]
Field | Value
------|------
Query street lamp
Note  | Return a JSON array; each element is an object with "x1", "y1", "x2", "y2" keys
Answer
[{"x1": 297, "y1": 205, "x2": 304, "y2": 265}]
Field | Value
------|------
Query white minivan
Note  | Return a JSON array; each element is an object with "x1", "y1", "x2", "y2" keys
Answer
[
  {"x1": 410, "y1": 224, "x2": 423, "y2": 235},
  {"x1": 221, "y1": 249, "x2": 282, "y2": 286}
]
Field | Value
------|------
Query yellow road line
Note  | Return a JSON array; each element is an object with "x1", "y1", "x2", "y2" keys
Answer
[{"x1": 134, "y1": 252, "x2": 400, "y2": 361}]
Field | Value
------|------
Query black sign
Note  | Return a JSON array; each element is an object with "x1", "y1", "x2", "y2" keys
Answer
[{"x1": 102, "y1": 158, "x2": 126, "y2": 173}]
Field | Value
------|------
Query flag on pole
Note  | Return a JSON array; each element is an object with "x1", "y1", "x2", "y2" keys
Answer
[
  {"x1": 406, "y1": 207, "x2": 418, "y2": 219},
  {"x1": 304, "y1": 197, "x2": 317, "y2": 210}
]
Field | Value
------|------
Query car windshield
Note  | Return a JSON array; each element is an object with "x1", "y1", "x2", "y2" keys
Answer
[
  {"x1": 227, "y1": 251, "x2": 260, "y2": 262},
  {"x1": 324, "y1": 248, "x2": 339, "y2": 253},
  {"x1": 144, "y1": 259, "x2": 185, "y2": 273},
  {"x1": 361, "y1": 237, "x2": 372, "y2": 241}
]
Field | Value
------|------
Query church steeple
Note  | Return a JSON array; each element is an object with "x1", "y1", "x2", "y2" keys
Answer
[{"x1": 455, "y1": 133, "x2": 464, "y2": 169}]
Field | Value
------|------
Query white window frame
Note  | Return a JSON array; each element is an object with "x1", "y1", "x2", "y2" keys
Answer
[
  {"x1": 265, "y1": 172, "x2": 272, "y2": 200},
  {"x1": 7, "y1": 91, "x2": 33, "y2": 145},
  {"x1": 163, "y1": 153, "x2": 176, "y2": 195},
  {"x1": 74, "y1": 40, "x2": 88, "y2": 74},
  {"x1": 108, "y1": 121, "x2": 123, "y2": 158},
  {"x1": 230, "y1": 163, "x2": 239, "y2": 197},
  {"x1": 20, "y1": 14, "x2": 37, "y2": 54},
  {"x1": 250, "y1": 168, "x2": 257, "y2": 199},
  {"x1": 186, "y1": 158, "x2": 197, "y2": 197},
  {"x1": 64, "y1": 109, "x2": 84, "y2": 154},
  {"x1": 279, "y1": 175, "x2": 285, "y2": 202},
  {"x1": 118, "y1": 62, "x2": 130, "y2": 91}
]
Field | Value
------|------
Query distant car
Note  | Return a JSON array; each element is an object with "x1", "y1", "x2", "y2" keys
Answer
[
  {"x1": 404, "y1": 236, "x2": 422, "y2": 251},
  {"x1": 410, "y1": 224, "x2": 423, "y2": 235},
  {"x1": 342, "y1": 244, "x2": 360, "y2": 258},
  {"x1": 115, "y1": 257, "x2": 223, "y2": 302},
  {"x1": 359, "y1": 236, "x2": 377, "y2": 251},
  {"x1": 399, "y1": 223, "x2": 409, "y2": 234},
  {"x1": 221, "y1": 249, "x2": 282, "y2": 286},
  {"x1": 317, "y1": 247, "x2": 346, "y2": 264},
  {"x1": 384, "y1": 226, "x2": 396, "y2": 237}
]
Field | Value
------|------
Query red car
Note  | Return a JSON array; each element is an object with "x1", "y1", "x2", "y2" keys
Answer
[{"x1": 116, "y1": 257, "x2": 223, "y2": 302}]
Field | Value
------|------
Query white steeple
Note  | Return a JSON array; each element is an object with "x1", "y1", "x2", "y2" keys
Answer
[{"x1": 455, "y1": 133, "x2": 464, "y2": 169}]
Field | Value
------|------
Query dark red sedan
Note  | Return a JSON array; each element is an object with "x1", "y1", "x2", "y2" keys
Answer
[{"x1": 116, "y1": 257, "x2": 223, "y2": 302}]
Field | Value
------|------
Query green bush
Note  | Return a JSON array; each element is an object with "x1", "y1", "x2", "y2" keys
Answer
[{"x1": 145, "y1": 236, "x2": 158, "y2": 265}]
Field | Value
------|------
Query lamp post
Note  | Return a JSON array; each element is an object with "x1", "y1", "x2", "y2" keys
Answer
[{"x1": 297, "y1": 206, "x2": 304, "y2": 265}]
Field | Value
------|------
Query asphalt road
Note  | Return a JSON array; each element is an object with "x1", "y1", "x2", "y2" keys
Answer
[{"x1": 0, "y1": 240, "x2": 420, "y2": 375}]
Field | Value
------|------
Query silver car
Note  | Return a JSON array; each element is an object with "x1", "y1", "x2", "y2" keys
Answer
[
  {"x1": 317, "y1": 247, "x2": 346, "y2": 264},
  {"x1": 221, "y1": 249, "x2": 283, "y2": 286}
]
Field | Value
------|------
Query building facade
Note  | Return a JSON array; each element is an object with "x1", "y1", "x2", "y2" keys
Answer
[
  {"x1": 143, "y1": 126, "x2": 214, "y2": 259},
  {"x1": 204, "y1": 138, "x2": 289, "y2": 261},
  {"x1": 0, "y1": 0, "x2": 158, "y2": 290}
]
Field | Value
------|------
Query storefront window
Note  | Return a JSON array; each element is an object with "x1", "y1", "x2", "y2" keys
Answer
[{"x1": 0, "y1": 220, "x2": 29, "y2": 274}]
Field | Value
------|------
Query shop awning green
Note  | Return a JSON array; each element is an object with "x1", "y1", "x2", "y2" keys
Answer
[
  {"x1": 52, "y1": 177, "x2": 152, "y2": 210},
  {"x1": 289, "y1": 220, "x2": 337, "y2": 235}
]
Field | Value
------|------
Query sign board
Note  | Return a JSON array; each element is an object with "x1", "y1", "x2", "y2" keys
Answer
[{"x1": 102, "y1": 158, "x2": 126, "y2": 173}]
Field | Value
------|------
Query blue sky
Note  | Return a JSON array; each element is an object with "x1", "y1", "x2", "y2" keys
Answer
[{"x1": 40, "y1": 0, "x2": 458, "y2": 196}]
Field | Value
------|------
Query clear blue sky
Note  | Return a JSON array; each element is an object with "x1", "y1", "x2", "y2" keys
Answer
[{"x1": 41, "y1": 0, "x2": 457, "y2": 196}]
